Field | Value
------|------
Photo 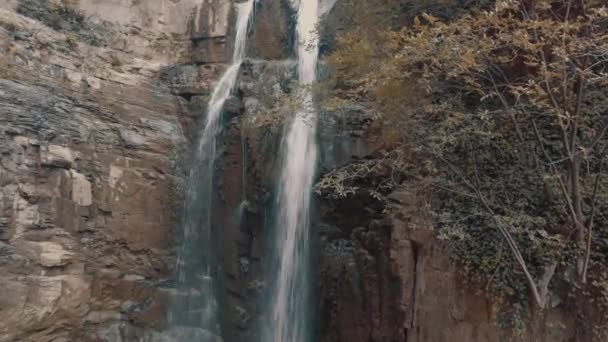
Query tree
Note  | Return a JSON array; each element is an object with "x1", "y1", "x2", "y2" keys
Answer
[{"x1": 328, "y1": 0, "x2": 608, "y2": 309}]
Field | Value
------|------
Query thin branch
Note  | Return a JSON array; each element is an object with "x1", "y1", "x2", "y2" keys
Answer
[
  {"x1": 538, "y1": 262, "x2": 558, "y2": 306},
  {"x1": 582, "y1": 146, "x2": 606, "y2": 282},
  {"x1": 488, "y1": 73, "x2": 526, "y2": 144},
  {"x1": 530, "y1": 119, "x2": 586, "y2": 233},
  {"x1": 430, "y1": 183, "x2": 478, "y2": 200},
  {"x1": 526, "y1": 6, "x2": 574, "y2": 160},
  {"x1": 569, "y1": 73, "x2": 584, "y2": 154},
  {"x1": 561, "y1": 0, "x2": 574, "y2": 112}
]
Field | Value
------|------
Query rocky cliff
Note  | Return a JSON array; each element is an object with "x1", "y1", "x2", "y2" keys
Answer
[
  {"x1": 0, "y1": 0, "x2": 226, "y2": 340},
  {"x1": 0, "y1": 0, "x2": 599, "y2": 341}
]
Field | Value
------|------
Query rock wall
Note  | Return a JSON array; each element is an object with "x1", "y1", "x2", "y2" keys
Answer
[
  {"x1": 316, "y1": 189, "x2": 586, "y2": 342},
  {"x1": 0, "y1": 0, "x2": 229, "y2": 340}
]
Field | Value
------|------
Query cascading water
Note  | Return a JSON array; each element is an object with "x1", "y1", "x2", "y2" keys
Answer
[
  {"x1": 171, "y1": 0, "x2": 254, "y2": 339},
  {"x1": 264, "y1": 1, "x2": 321, "y2": 341}
]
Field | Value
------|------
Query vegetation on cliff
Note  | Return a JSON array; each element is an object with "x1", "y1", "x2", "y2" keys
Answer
[
  {"x1": 323, "y1": 0, "x2": 608, "y2": 334},
  {"x1": 16, "y1": 0, "x2": 102, "y2": 46}
]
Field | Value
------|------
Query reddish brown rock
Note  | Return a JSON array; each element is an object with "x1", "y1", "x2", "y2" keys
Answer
[
  {"x1": 317, "y1": 190, "x2": 589, "y2": 342},
  {"x1": 0, "y1": 1, "x2": 203, "y2": 340}
]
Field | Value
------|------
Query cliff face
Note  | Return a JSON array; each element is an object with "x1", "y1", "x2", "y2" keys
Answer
[
  {"x1": 0, "y1": 0, "x2": 226, "y2": 340},
  {"x1": 316, "y1": 190, "x2": 585, "y2": 342},
  {"x1": 0, "y1": 1, "x2": 593, "y2": 342}
]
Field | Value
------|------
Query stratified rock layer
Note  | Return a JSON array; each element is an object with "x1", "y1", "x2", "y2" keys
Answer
[{"x1": 0, "y1": 0, "x2": 227, "y2": 340}]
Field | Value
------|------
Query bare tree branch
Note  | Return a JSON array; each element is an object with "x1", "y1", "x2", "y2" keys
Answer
[{"x1": 582, "y1": 145, "x2": 606, "y2": 282}]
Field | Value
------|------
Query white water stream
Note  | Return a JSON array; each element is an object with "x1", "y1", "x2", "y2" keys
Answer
[
  {"x1": 266, "y1": 1, "x2": 321, "y2": 341},
  {"x1": 173, "y1": 0, "x2": 254, "y2": 338},
  {"x1": 196, "y1": 0, "x2": 254, "y2": 160}
]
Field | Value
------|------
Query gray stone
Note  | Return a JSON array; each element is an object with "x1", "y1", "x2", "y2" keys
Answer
[
  {"x1": 36, "y1": 241, "x2": 74, "y2": 267},
  {"x1": 190, "y1": 0, "x2": 231, "y2": 40},
  {"x1": 40, "y1": 145, "x2": 75, "y2": 169},
  {"x1": 191, "y1": 37, "x2": 228, "y2": 64},
  {"x1": 0, "y1": 1, "x2": 189, "y2": 340}
]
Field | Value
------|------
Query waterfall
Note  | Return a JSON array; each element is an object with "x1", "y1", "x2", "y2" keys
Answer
[
  {"x1": 265, "y1": 1, "x2": 321, "y2": 341},
  {"x1": 171, "y1": 0, "x2": 254, "y2": 339}
]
